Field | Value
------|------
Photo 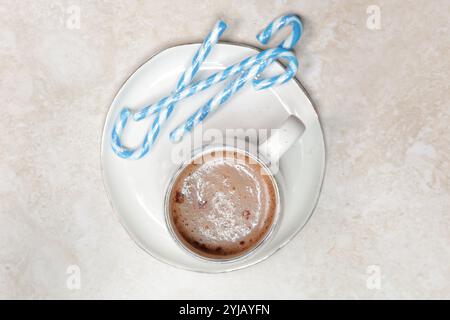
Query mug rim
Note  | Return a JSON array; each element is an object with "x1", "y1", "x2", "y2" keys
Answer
[{"x1": 164, "y1": 143, "x2": 282, "y2": 263}]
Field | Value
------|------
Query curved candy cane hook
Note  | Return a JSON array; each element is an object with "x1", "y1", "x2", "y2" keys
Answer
[
  {"x1": 256, "y1": 14, "x2": 303, "y2": 50},
  {"x1": 252, "y1": 49, "x2": 298, "y2": 90}
]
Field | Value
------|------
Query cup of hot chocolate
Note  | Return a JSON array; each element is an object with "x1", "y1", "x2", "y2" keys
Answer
[{"x1": 164, "y1": 115, "x2": 305, "y2": 262}]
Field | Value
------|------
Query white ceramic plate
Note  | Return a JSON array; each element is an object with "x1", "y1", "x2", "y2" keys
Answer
[{"x1": 101, "y1": 43, "x2": 325, "y2": 272}]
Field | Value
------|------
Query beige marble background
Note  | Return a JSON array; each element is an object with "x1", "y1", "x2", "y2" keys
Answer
[{"x1": 0, "y1": 0, "x2": 449, "y2": 299}]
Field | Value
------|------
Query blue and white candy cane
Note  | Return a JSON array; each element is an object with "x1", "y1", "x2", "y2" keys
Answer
[
  {"x1": 111, "y1": 20, "x2": 227, "y2": 159},
  {"x1": 169, "y1": 49, "x2": 298, "y2": 142},
  {"x1": 111, "y1": 14, "x2": 303, "y2": 159},
  {"x1": 256, "y1": 14, "x2": 303, "y2": 50},
  {"x1": 134, "y1": 15, "x2": 302, "y2": 120}
]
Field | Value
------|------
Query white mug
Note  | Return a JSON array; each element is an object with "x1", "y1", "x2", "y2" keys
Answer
[{"x1": 164, "y1": 115, "x2": 305, "y2": 262}]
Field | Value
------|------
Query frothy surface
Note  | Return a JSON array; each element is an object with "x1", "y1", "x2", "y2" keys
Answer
[{"x1": 169, "y1": 150, "x2": 277, "y2": 259}]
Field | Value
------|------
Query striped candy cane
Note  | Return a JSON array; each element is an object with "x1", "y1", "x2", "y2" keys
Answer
[
  {"x1": 111, "y1": 20, "x2": 227, "y2": 159},
  {"x1": 169, "y1": 49, "x2": 298, "y2": 142},
  {"x1": 110, "y1": 14, "x2": 303, "y2": 159},
  {"x1": 256, "y1": 14, "x2": 303, "y2": 50}
]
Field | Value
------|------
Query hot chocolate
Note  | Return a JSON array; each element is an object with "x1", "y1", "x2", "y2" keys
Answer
[{"x1": 168, "y1": 149, "x2": 278, "y2": 259}]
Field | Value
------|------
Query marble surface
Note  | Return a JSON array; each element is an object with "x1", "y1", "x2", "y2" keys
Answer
[{"x1": 0, "y1": 0, "x2": 449, "y2": 299}]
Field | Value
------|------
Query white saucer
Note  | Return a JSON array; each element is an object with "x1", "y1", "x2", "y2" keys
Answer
[{"x1": 101, "y1": 43, "x2": 325, "y2": 272}]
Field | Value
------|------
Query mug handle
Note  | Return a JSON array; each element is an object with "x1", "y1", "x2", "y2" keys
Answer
[{"x1": 258, "y1": 115, "x2": 305, "y2": 164}]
